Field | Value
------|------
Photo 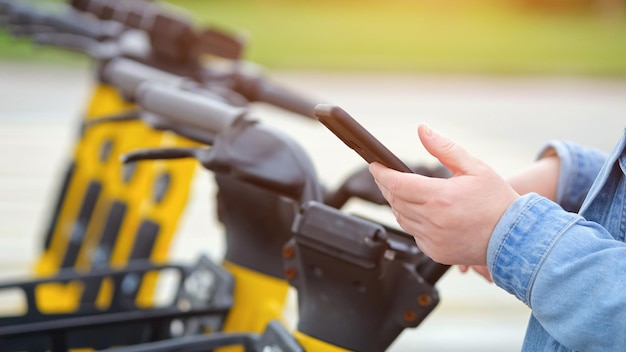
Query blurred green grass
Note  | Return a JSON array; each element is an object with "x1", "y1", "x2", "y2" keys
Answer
[
  {"x1": 1, "y1": 0, "x2": 625, "y2": 76},
  {"x1": 182, "y1": 0, "x2": 626, "y2": 76}
]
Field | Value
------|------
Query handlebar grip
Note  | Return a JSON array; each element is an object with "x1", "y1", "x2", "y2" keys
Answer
[
  {"x1": 0, "y1": 1, "x2": 9, "y2": 14},
  {"x1": 235, "y1": 74, "x2": 318, "y2": 119},
  {"x1": 72, "y1": 0, "x2": 197, "y2": 64},
  {"x1": 137, "y1": 82, "x2": 247, "y2": 136},
  {"x1": 3, "y1": 2, "x2": 121, "y2": 41},
  {"x1": 102, "y1": 58, "x2": 188, "y2": 100},
  {"x1": 71, "y1": 0, "x2": 128, "y2": 23},
  {"x1": 71, "y1": 0, "x2": 188, "y2": 33},
  {"x1": 0, "y1": 0, "x2": 21, "y2": 16}
]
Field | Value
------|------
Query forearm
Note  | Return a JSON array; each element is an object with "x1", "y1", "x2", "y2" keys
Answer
[
  {"x1": 506, "y1": 141, "x2": 607, "y2": 212},
  {"x1": 506, "y1": 154, "x2": 560, "y2": 202}
]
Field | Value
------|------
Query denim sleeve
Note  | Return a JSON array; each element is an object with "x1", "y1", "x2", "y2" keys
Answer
[
  {"x1": 538, "y1": 141, "x2": 607, "y2": 212},
  {"x1": 488, "y1": 193, "x2": 626, "y2": 351}
]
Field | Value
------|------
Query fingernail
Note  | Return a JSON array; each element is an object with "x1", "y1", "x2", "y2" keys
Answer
[{"x1": 422, "y1": 124, "x2": 433, "y2": 137}]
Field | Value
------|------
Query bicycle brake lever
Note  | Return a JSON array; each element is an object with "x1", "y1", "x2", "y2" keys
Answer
[
  {"x1": 33, "y1": 32, "x2": 120, "y2": 59},
  {"x1": 49, "y1": 7, "x2": 124, "y2": 41},
  {"x1": 8, "y1": 24, "x2": 58, "y2": 38},
  {"x1": 32, "y1": 31, "x2": 96, "y2": 55},
  {"x1": 121, "y1": 146, "x2": 210, "y2": 164},
  {"x1": 83, "y1": 109, "x2": 141, "y2": 128}
]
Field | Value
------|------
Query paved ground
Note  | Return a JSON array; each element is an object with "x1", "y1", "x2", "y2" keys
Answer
[{"x1": 1, "y1": 62, "x2": 625, "y2": 351}]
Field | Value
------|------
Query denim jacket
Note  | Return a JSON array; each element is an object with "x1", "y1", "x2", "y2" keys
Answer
[{"x1": 487, "y1": 126, "x2": 626, "y2": 351}]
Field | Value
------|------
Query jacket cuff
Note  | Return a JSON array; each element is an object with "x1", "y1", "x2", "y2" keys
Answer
[
  {"x1": 537, "y1": 140, "x2": 606, "y2": 212},
  {"x1": 487, "y1": 193, "x2": 579, "y2": 306}
]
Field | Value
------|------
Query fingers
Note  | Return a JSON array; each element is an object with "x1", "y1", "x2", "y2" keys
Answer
[
  {"x1": 417, "y1": 124, "x2": 481, "y2": 176},
  {"x1": 368, "y1": 125, "x2": 516, "y2": 265},
  {"x1": 369, "y1": 162, "x2": 444, "y2": 205},
  {"x1": 458, "y1": 265, "x2": 493, "y2": 283},
  {"x1": 471, "y1": 265, "x2": 493, "y2": 283}
]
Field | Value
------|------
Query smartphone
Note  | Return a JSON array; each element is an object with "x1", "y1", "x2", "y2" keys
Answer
[{"x1": 314, "y1": 104, "x2": 414, "y2": 173}]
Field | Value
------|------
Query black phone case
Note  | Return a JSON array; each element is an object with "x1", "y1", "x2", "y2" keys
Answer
[{"x1": 314, "y1": 104, "x2": 414, "y2": 173}]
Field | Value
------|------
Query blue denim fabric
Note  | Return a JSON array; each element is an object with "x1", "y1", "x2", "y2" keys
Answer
[
  {"x1": 487, "y1": 126, "x2": 626, "y2": 351},
  {"x1": 537, "y1": 141, "x2": 607, "y2": 213}
]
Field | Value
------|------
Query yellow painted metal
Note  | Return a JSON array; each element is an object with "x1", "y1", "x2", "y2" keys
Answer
[
  {"x1": 218, "y1": 260, "x2": 291, "y2": 352},
  {"x1": 35, "y1": 281, "x2": 84, "y2": 314},
  {"x1": 33, "y1": 83, "x2": 199, "y2": 312},
  {"x1": 293, "y1": 330, "x2": 351, "y2": 352},
  {"x1": 34, "y1": 84, "x2": 134, "y2": 277}
]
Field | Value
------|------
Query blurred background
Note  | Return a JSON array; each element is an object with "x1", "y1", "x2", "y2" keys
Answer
[
  {"x1": 2, "y1": 0, "x2": 626, "y2": 75},
  {"x1": 0, "y1": 0, "x2": 625, "y2": 351}
]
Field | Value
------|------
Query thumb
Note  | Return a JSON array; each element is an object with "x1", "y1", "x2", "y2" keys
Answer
[{"x1": 418, "y1": 124, "x2": 480, "y2": 176}]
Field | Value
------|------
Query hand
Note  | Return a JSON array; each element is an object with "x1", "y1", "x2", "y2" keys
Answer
[
  {"x1": 459, "y1": 265, "x2": 493, "y2": 282},
  {"x1": 369, "y1": 124, "x2": 519, "y2": 265}
]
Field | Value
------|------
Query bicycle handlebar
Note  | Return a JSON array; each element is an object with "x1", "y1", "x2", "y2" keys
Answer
[
  {"x1": 231, "y1": 72, "x2": 318, "y2": 119},
  {"x1": 137, "y1": 81, "x2": 246, "y2": 136},
  {"x1": 2, "y1": 3, "x2": 122, "y2": 41},
  {"x1": 70, "y1": 0, "x2": 244, "y2": 62},
  {"x1": 3, "y1": 1, "x2": 317, "y2": 120},
  {"x1": 102, "y1": 57, "x2": 188, "y2": 99}
]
